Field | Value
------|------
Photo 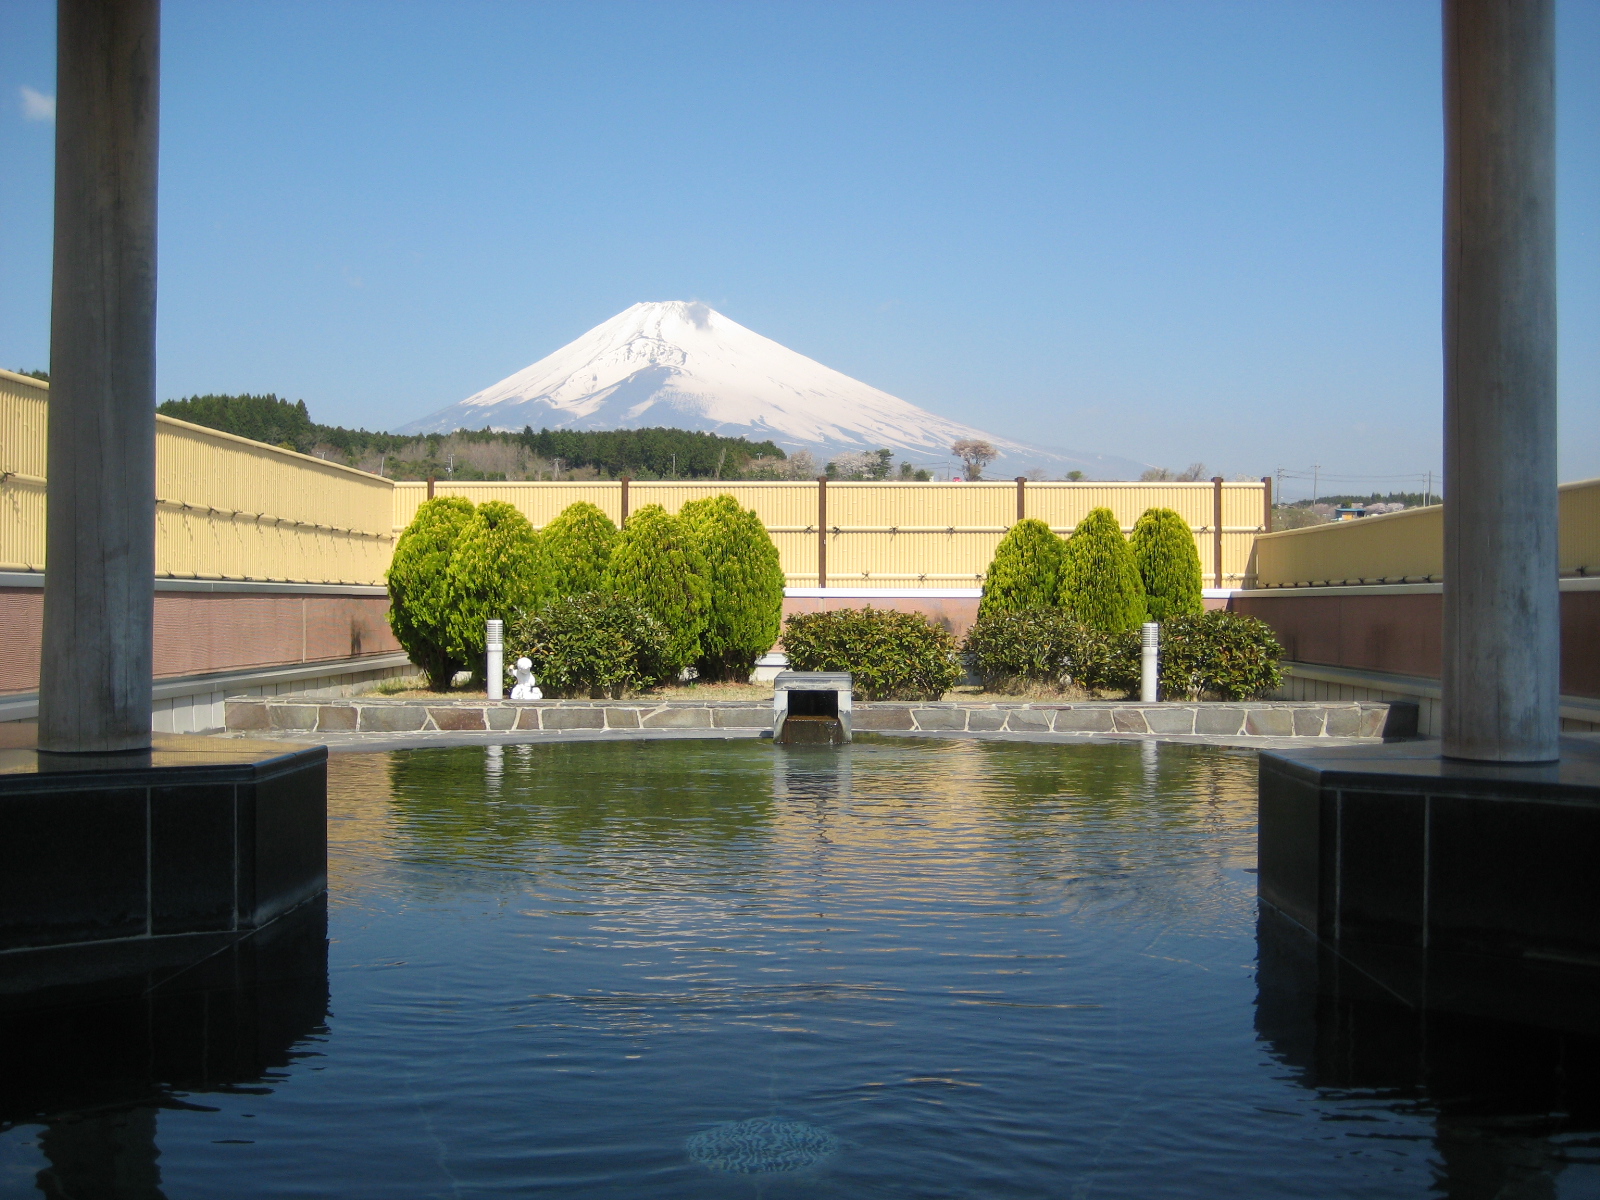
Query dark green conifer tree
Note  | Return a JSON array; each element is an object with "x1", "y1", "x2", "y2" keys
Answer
[
  {"x1": 387, "y1": 496, "x2": 476, "y2": 690},
  {"x1": 680, "y1": 494, "x2": 785, "y2": 681},
  {"x1": 1059, "y1": 507, "x2": 1148, "y2": 632},
  {"x1": 1129, "y1": 507, "x2": 1204, "y2": 621},
  {"x1": 444, "y1": 500, "x2": 540, "y2": 680},
  {"x1": 979, "y1": 518, "x2": 1067, "y2": 619},
  {"x1": 534, "y1": 501, "x2": 618, "y2": 607},
  {"x1": 601, "y1": 504, "x2": 709, "y2": 679}
]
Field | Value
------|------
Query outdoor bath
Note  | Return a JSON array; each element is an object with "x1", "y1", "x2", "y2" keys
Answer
[{"x1": 2, "y1": 735, "x2": 1593, "y2": 1198}]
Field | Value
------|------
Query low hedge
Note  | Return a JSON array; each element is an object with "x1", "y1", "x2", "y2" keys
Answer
[
  {"x1": 962, "y1": 606, "x2": 1081, "y2": 692},
  {"x1": 510, "y1": 592, "x2": 670, "y2": 699},
  {"x1": 963, "y1": 605, "x2": 1283, "y2": 700},
  {"x1": 1159, "y1": 611, "x2": 1284, "y2": 701},
  {"x1": 781, "y1": 607, "x2": 961, "y2": 701}
]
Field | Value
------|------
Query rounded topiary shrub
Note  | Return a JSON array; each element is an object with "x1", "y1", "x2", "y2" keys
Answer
[
  {"x1": 510, "y1": 592, "x2": 669, "y2": 699},
  {"x1": 1129, "y1": 507, "x2": 1203, "y2": 622},
  {"x1": 1060, "y1": 507, "x2": 1148, "y2": 632},
  {"x1": 602, "y1": 504, "x2": 709, "y2": 681},
  {"x1": 979, "y1": 519, "x2": 1067, "y2": 620},
  {"x1": 1159, "y1": 610, "x2": 1284, "y2": 700},
  {"x1": 780, "y1": 606, "x2": 961, "y2": 701},
  {"x1": 962, "y1": 606, "x2": 1081, "y2": 692},
  {"x1": 680, "y1": 494, "x2": 785, "y2": 682},
  {"x1": 534, "y1": 501, "x2": 618, "y2": 607},
  {"x1": 389, "y1": 496, "x2": 477, "y2": 690},
  {"x1": 444, "y1": 500, "x2": 540, "y2": 681}
]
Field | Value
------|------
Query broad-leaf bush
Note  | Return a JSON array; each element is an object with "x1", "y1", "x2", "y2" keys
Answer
[
  {"x1": 387, "y1": 496, "x2": 476, "y2": 690},
  {"x1": 962, "y1": 606, "x2": 1081, "y2": 691},
  {"x1": 444, "y1": 500, "x2": 540, "y2": 680},
  {"x1": 602, "y1": 504, "x2": 709, "y2": 680},
  {"x1": 1065, "y1": 626, "x2": 1141, "y2": 695},
  {"x1": 511, "y1": 592, "x2": 669, "y2": 698},
  {"x1": 680, "y1": 494, "x2": 785, "y2": 682},
  {"x1": 1159, "y1": 611, "x2": 1284, "y2": 700},
  {"x1": 534, "y1": 501, "x2": 617, "y2": 606},
  {"x1": 781, "y1": 607, "x2": 961, "y2": 701},
  {"x1": 1129, "y1": 507, "x2": 1204, "y2": 621},
  {"x1": 979, "y1": 519, "x2": 1066, "y2": 619},
  {"x1": 1061, "y1": 507, "x2": 1148, "y2": 631}
]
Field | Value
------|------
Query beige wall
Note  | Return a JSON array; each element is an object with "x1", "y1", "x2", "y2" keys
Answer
[
  {"x1": 2, "y1": 370, "x2": 394, "y2": 585},
  {"x1": 400, "y1": 478, "x2": 1270, "y2": 588},
  {"x1": 1249, "y1": 476, "x2": 1600, "y2": 588}
]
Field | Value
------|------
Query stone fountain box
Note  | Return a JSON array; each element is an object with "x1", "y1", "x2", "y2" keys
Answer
[{"x1": 0, "y1": 724, "x2": 326, "y2": 993}]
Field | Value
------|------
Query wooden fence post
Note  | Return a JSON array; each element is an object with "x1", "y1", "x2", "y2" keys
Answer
[
  {"x1": 620, "y1": 476, "x2": 631, "y2": 526},
  {"x1": 816, "y1": 475, "x2": 828, "y2": 587},
  {"x1": 1212, "y1": 477, "x2": 1225, "y2": 589},
  {"x1": 1015, "y1": 476, "x2": 1026, "y2": 522},
  {"x1": 1261, "y1": 475, "x2": 1272, "y2": 533},
  {"x1": 426, "y1": 476, "x2": 435, "y2": 500}
]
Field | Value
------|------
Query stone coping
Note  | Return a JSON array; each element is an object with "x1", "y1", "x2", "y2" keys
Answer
[{"x1": 227, "y1": 697, "x2": 1415, "y2": 740}]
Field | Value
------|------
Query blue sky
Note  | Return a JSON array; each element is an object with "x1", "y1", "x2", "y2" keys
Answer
[{"x1": 2, "y1": 1, "x2": 1596, "y2": 495}]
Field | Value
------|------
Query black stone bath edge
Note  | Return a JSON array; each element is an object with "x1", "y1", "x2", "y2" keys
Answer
[
  {"x1": 1257, "y1": 737, "x2": 1600, "y2": 1034},
  {"x1": 0, "y1": 725, "x2": 328, "y2": 995}
]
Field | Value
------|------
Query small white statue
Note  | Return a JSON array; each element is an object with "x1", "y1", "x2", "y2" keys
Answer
[{"x1": 510, "y1": 656, "x2": 543, "y2": 700}]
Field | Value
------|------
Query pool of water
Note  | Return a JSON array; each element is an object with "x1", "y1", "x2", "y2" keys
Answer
[{"x1": 2, "y1": 736, "x2": 1597, "y2": 1198}]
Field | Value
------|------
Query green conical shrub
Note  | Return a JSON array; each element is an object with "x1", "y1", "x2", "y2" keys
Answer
[
  {"x1": 387, "y1": 496, "x2": 476, "y2": 691},
  {"x1": 535, "y1": 501, "x2": 618, "y2": 607},
  {"x1": 602, "y1": 504, "x2": 709, "y2": 680},
  {"x1": 1129, "y1": 507, "x2": 1204, "y2": 621},
  {"x1": 679, "y1": 494, "x2": 786, "y2": 682},
  {"x1": 979, "y1": 518, "x2": 1067, "y2": 619},
  {"x1": 1059, "y1": 507, "x2": 1147, "y2": 632},
  {"x1": 444, "y1": 500, "x2": 540, "y2": 681}
]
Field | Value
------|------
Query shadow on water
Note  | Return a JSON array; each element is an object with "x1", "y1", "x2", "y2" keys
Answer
[
  {"x1": 0, "y1": 900, "x2": 329, "y2": 1200},
  {"x1": 1256, "y1": 904, "x2": 1600, "y2": 1199}
]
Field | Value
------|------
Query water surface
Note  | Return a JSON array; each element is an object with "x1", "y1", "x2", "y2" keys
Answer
[{"x1": 2, "y1": 737, "x2": 1595, "y2": 1198}]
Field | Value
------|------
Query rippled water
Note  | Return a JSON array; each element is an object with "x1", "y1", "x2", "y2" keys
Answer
[{"x1": 2, "y1": 736, "x2": 1596, "y2": 1198}]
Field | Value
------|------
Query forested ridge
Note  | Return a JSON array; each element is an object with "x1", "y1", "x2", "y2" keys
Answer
[{"x1": 155, "y1": 393, "x2": 786, "y2": 480}]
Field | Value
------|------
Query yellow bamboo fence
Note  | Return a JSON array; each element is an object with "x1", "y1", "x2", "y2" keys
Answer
[
  {"x1": 1249, "y1": 477, "x2": 1599, "y2": 588},
  {"x1": 2, "y1": 370, "x2": 394, "y2": 585},
  {"x1": 396, "y1": 478, "x2": 1271, "y2": 588},
  {"x1": 5, "y1": 370, "x2": 1274, "y2": 589}
]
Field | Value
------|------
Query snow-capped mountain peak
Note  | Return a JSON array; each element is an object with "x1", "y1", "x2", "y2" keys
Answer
[{"x1": 396, "y1": 302, "x2": 1146, "y2": 478}]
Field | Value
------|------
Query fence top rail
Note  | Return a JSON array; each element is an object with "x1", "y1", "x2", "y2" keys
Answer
[
  {"x1": 156, "y1": 414, "x2": 396, "y2": 489},
  {"x1": 399, "y1": 478, "x2": 1267, "y2": 489},
  {"x1": 1254, "y1": 502, "x2": 1438, "y2": 543},
  {"x1": 0, "y1": 368, "x2": 47, "y2": 392}
]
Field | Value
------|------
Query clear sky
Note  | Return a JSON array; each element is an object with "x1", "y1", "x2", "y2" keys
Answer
[{"x1": 3, "y1": 1, "x2": 1596, "y2": 496}]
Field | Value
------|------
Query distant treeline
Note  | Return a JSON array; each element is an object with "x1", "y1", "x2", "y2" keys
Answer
[
  {"x1": 155, "y1": 393, "x2": 786, "y2": 480},
  {"x1": 1287, "y1": 492, "x2": 1439, "y2": 508}
]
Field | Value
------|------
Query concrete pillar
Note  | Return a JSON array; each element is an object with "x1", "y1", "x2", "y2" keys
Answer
[
  {"x1": 1442, "y1": 0, "x2": 1559, "y2": 762},
  {"x1": 39, "y1": 0, "x2": 160, "y2": 753}
]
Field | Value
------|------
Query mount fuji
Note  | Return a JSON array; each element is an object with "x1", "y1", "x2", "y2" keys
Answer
[{"x1": 397, "y1": 302, "x2": 1148, "y2": 479}]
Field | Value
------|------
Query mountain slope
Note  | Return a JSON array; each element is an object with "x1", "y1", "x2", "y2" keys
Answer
[{"x1": 398, "y1": 302, "x2": 1147, "y2": 478}]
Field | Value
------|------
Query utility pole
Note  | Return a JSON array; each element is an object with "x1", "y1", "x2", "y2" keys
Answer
[{"x1": 1312, "y1": 464, "x2": 1321, "y2": 505}]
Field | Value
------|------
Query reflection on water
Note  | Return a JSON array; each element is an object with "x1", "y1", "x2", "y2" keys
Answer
[
  {"x1": 1256, "y1": 905, "x2": 1600, "y2": 1200},
  {"x1": 0, "y1": 738, "x2": 1593, "y2": 1198},
  {"x1": 0, "y1": 900, "x2": 328, "y2": 1200}
]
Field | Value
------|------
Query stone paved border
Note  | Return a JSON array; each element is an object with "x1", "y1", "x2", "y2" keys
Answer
[{"x1": 227, "y1": 696, "x2": 1416, "y2": 740}]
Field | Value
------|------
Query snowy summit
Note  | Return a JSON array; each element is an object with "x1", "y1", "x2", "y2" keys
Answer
[{"x1": 397, "y1": 302, "x2": 1144, "y2": 478}]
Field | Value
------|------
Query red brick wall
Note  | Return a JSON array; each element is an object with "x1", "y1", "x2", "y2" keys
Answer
[
  {"x1": 1230, "y1": 588, "x2": 1597, "y2": 699},
  {"x1": 0, "y1": 587, "x2": 400, "y2": 695}
]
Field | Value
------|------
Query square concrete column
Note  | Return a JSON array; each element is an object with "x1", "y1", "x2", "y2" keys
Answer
[
  {"x1": 1442, "y1": 0, "x2": 1560, "y2": 763},
  {"x1": 39, "y1": 0, "x2": 161, "y2": 752}
]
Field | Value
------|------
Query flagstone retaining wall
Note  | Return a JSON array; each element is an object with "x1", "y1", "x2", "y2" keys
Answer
[{"x1": 226, "y1": 697, "x2": 1415, "y2": 739}]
